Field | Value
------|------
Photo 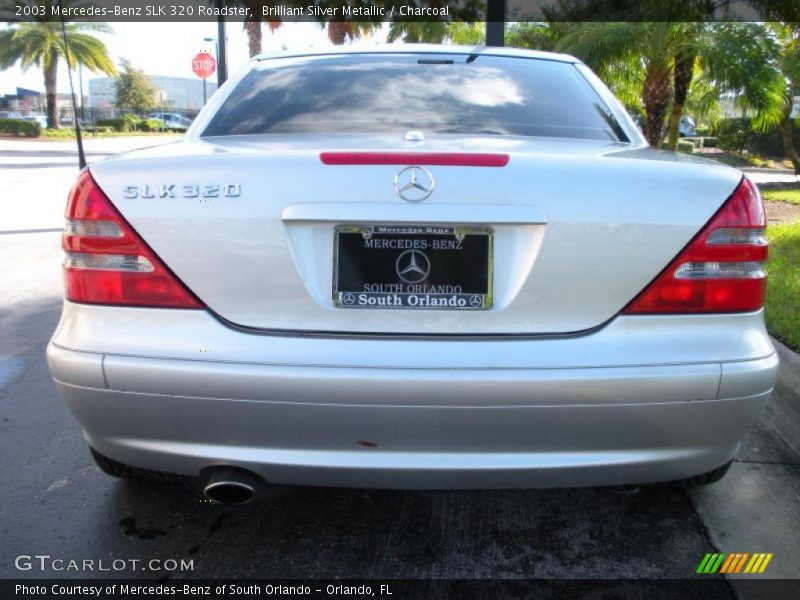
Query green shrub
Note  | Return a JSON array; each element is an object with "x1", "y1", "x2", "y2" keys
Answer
[
  {"x1": 717, "y1": 117, "x2": 800, "y2": 156},
  {"x1": 0, "y1": 118, "x2": 41, "y2": 137},
  {"x1": 96, "y1": 117, "x2": 128, "y2": 132},
  {"x1": 695, "y1": 126, "x2": 710, "y2": 137},
  {"x1": 701, "y1": 136, "x2": 717, "y2": 148},
  {"x1": 691, "y1": 136, "x2": 718, "y2": 149},
  {"x1": 97, "y1": 114, "x2": 150, "y2": 132},
  {"x1": 139, "y1": 118, "x2": 163, "y2": 132},
  {"x1": 716, "y1": 118, "x2": 753, "y2": 153},
  {"x1": 676, "y1": 139, "x2": 695, "y2": 154},
  {"x1": 122, "y1": 113, "x2": 141, "y2": 129},
  {"x1": 82, "y1": 124, "x2": 116, "y2": 133}
]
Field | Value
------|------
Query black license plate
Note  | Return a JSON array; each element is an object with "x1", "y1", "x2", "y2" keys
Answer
[{"x1": 333, "y1": 225, "x2": 493, "y2": 310}]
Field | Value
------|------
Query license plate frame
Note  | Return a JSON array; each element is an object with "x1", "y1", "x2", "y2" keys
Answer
[{"x1": 332, "y1": 224, "x2": 493, "y2": 310}]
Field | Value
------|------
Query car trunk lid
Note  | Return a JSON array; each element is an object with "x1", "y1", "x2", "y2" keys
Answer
[{"x1": 88, "y1": 133, "x2": 743, "y2": 335}]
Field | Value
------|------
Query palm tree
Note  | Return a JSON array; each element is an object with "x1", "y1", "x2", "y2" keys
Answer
[
  {"x1": 387, "y1": 21, "x2": 448, "y2": 44},
  {"x1": 243, "y1": 8, "x2": 263, "y2": 57},
  {"x1": 664, "y1": 27, "x2": 700, "y2": 150},
  {"x1": 748, "y1": 6, "x2": 800, "y2": 173},
  {"x1": 387, "y1": 0, "x2": 484, "y2": 43},
  {"x1": 555, "y1": 22, "x2": 785, "y2": 149},
  {"x1": 766, "y1": 22, "x2": 800, "y2": 174},
  {"x1": 684, "y1": 72, "x2": 723, "y2": 131},
  {"x1": 0, "y1": 9, "x2": 114, "y2": 129},
  {"x1": 235, "y1": 0, "x2": 284, "y2": 57},
  {"x1": 447, "y1": 22, "x2": 485, "y2": 45},
  {"x1": 555, "y1": 22, "x2": 678, "y2": 145},
  {"x1": 232, "y1": 1, "x2": 278, "y2": 57},
  {"x1": 324, "y1": 21, "x2": 381, "y2": 45},
  {"x1": 670, "y1": 23, "x2": 785, "y2": 148},
  {"x1": 505, "y1": 22, "x2": 571, "y2": 52}
]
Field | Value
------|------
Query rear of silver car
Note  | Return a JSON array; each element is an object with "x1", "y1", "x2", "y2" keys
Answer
[{"x1": 47, "y1": 47, "x2": 778, "y2": 493}]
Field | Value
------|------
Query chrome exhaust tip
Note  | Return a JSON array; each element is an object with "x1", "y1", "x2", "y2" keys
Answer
[{"x1": 202, "y1": 467, "x2": 262, "y2": 505}]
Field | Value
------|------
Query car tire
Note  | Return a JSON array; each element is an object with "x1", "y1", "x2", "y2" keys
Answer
[{"x1": 89, "y1": 447, "x2": 176, "y2": 482}]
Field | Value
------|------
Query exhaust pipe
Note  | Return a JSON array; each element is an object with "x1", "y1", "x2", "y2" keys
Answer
[{"x1": 202, "y1": 467, "x2": 263, "y2": 505}]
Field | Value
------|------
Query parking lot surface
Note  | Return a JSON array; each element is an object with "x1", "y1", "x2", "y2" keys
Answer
[{"x1": 1, "y1": 137, "x2": 799, "y2": 587}]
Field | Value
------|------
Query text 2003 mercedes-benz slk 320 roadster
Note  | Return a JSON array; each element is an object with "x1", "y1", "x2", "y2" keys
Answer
[{"x1": 48, "y1": 46, "x2": 777, "y2": 504}]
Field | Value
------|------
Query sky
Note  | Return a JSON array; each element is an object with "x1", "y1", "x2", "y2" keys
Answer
[{"x1": 0, "y1": 21, "x2": 391, "y2": 96}]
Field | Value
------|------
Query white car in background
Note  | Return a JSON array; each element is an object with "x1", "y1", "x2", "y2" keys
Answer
[
  {"x1": 48, "y1": 46, "x2": 777, "y2": 504},
  {"x1": 21, "y1": 114, "x2": 47, "y2": 127},
  {"x1": 148, "y1": 112, "x2": 192, "y2": 130}
]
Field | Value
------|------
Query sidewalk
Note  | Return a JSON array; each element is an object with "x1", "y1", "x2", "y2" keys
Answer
[
  {"x1": 689, "y1": 339, "x2": 800, "y2": 579},
  {"x1": 742, "y1": 168, "x2": 800, "y2": 185},
  {"x1": 1, "y1": 135, "x2": 178, "y2": 232}
]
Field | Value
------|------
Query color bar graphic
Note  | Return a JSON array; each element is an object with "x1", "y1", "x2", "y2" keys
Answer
[{"x1": 698, "y1": 552, "x2": 773, "y2": 574}]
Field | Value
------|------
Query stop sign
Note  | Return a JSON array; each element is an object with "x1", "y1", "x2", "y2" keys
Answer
[{"x1": 192, "y1": 52, "x2": 216, "y2": 79}]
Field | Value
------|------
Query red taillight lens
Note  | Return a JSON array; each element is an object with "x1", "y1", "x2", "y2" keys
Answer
[
  {"x1": 62, "y1": 170, "x2": 203, "y2": 308},
  {"x1": 623, "y1": 177, "x2": 767, "y2": 314}
]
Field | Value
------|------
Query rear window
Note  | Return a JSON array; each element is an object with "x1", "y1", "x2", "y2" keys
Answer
[{"x1": 202, "y1": 53, "x2": 627, "y2": 141}]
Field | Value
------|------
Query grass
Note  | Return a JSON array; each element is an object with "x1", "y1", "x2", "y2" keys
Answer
[
  {"x1": 766, "y1": 221, "x2": 800, "y2": 351},
  {"x1": 763, "y1": 188, "x2": 800, "y2": 206}
]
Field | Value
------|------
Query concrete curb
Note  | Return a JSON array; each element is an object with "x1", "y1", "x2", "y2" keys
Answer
[
  {"x1": 743, "y1": 168, "x2": 796, "y2": 175},
  {"x1": 769, "y1": 337, "x2": 800, "y2": 461}
]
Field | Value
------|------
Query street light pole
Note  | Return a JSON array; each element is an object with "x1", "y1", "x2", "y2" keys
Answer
[
  {"x1": 486, "y1": 0, "x2": 506, "y2": 47},
  {"x1": 215, "y1": 0, "x2": 227, "y2": 86}
]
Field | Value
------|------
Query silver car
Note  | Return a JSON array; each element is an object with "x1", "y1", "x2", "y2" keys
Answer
[{"x1": 48, "y1": 46, "x2": 777, "y2": 504}]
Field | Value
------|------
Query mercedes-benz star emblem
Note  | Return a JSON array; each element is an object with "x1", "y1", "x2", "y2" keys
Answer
[
  {"x1": 396, "y1": 249, "x2": 431, "y2": 284},
  {"x1": 394, "y1": 166, "x2": 434, "y2": 202},
  {"x1": 341, "y1": 292, "x2": 356, "y2": 305}
]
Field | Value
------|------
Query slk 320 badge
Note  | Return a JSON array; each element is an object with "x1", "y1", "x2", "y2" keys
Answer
[{"x1": 122, "y1": 184, "x2": 242, "y2": 199}]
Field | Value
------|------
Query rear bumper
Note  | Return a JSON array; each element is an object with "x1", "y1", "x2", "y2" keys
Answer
[
  {"x1": 48, "y1": 303, "x2": 778, "y2": 489},
  {"x1": 52, "y1": 376, "x2": 773, "y2": 489}
]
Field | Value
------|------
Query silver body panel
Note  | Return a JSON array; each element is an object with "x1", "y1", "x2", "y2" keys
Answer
[
  {"x1": 89, "y1": 135, "x2": 743, "y2": 335},
  {"x1": 49, "y1": 303, "x2": 777, "y2": 488},
  {"x1": 49, "y1": 46, "x2": 777, "y2": 488}
]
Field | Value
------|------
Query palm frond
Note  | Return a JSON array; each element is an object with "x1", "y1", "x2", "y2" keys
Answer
[{"x1": 700, "y1": 22, "x2": 785, "y2": 131}]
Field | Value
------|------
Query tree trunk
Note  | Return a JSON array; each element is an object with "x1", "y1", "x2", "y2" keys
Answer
[
  {"x1": 244, "y1": 12, "x2": 262, "y2": 57},
  {"x1": 666, "y1": 49, "x2": 696, "y2": 150},
  {"x1": 641, "y1": 63, "x2": 673, "y2": 147},
  {"x1": 780, "y1": 114, "x2": 800, "y2": 175},
  {"x1": 44, "y1": 58, "x2": 58, "y2": 130},
  {"x1": 328, "y1": 22, "x2": 349, "y2": 45}
]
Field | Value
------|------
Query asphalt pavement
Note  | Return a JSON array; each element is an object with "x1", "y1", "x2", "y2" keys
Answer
[{"x1": 1, "y1": 136, "x2": 799, "y2": 590}]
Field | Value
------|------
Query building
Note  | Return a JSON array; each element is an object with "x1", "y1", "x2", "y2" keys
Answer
[
  {"x1": 0, "y1": 87, "x2": 45, "y2": 111},
  {"x1": 0, "y1": 87, "x2": 85, "y2": 123},
  {"x1": 88, "y1": 74, "x2": 218, "y2": 114}
]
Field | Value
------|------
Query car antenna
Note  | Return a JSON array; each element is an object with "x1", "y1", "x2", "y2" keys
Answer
[{"x1": 57, "y1": 0, "x2": 87, "y2": 169}]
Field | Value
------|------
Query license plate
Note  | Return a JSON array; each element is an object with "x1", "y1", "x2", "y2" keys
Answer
[{"x1": 333, "y1": 225, "x2": 493, "y2": 310}]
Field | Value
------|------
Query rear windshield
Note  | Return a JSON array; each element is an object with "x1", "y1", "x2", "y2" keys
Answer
[{"x1": 202, "y1": 53, "x2": 627, "y2": 141}]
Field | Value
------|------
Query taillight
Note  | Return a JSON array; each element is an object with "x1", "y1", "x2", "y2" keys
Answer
[
  {"x1": 623, "y1": 177, "x2": 767, "y2": 314},
  {"x1": 62, "y1": 170, "x2": 203, "y2": 308}
]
